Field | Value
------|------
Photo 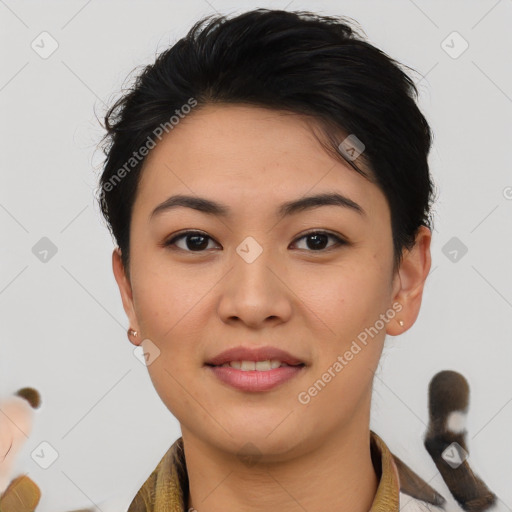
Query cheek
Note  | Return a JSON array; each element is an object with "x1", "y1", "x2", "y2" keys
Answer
[
  {"x1": 305, "y1": 259, "x2": 391, "y2": 336},
  {"x1": 304, "y1": 262, "x2": 391, "y2": 404},
  {"x1": 299, "y1": 268, "x2": 388, "y2": 419},
  {"x1": 130, "y1": 254, "x2": 202, "y2": 337},
  {"x1": 145, "y1": 358, "x2": 193, "y2": 424}
]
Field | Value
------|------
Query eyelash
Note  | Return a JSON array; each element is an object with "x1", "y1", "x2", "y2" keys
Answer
[{"x1": 163, "y1": 230, "x2": 348, "y2": 253}]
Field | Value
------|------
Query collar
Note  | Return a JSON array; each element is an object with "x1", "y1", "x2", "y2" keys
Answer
[{"x1": 127, "y1": 430, "x2": 401, "y2": 512}]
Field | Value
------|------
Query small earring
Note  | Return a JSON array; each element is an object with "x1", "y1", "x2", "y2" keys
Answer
[
  {"x1": 398, "y1": 320, "x2": 404, "y2": 327},
  {"x1": 128, "y1": 328, "x2": 138, "y2": 338}
]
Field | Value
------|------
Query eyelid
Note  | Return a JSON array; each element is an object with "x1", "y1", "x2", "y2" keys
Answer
[{"x1": 163, "y1": 229, "x2": 348, "y2": 252}]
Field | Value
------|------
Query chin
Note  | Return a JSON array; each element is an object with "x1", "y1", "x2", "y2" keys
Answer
[{"x1": 216, "y1": 425, "x2": 307, "y2": 458}]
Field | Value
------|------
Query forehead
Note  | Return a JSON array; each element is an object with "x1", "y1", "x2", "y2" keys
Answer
[{"x1": 134, "y1": 103, "x2": 384, "y2": 219}]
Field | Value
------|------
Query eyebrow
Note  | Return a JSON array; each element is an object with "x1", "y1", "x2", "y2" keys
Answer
[{"x1": 150, "y1": 192, "x2": 366, "y2": 220}]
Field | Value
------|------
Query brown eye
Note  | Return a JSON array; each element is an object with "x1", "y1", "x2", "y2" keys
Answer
[
  {"x1": 165, "y1": 231, "x2": 218, "y2": 252},
  {"x1": 292, "y1": 231, "x2": 347, "y2": 252}
]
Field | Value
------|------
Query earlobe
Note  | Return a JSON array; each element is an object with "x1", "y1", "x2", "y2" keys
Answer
[
  {"x1": 386, "y1": 226, "x2": 432, "y2": 336},
  {"x1": 112, "y1": 248, "x2": 141, "y2": 345}
]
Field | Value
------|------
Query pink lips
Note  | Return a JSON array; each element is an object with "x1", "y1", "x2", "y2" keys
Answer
[
  {"x1": 207, "y1": 365, "x2": 305, "y2": 392},
  {"x1": 204, "y1": 345, "x2": 306, "y2": 392}
]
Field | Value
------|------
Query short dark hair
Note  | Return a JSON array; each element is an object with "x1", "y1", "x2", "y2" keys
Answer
[{"x1": 96, "y1": 8, "x2": 436, "y2": 275}]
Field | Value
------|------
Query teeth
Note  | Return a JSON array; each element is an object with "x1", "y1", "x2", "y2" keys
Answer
[
  {"x1": 219, "y1": 360, "x2": 286, "y2": 371},
  {"x1": 255, "y1": 360, "x2": 273, "y2": 371}
]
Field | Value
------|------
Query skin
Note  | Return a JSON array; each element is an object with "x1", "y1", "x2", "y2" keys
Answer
[
  {"x1": 0, "y1": 397, "x2": 34, "y2": 493},
  {"x1": 113, "y1": 104, "x2": 431, "y2": 512}
]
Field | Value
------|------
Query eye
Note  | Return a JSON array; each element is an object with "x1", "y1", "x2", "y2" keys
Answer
[
  {"x1": 291, "y1": 230, "x2": 347, "y2": 252},
  {"x1": 164, "y1": 230, "x2": 219, "y2": 252}
]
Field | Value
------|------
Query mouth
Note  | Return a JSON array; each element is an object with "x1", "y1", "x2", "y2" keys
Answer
[
  {"x1": 205, "y1": 362, "x2": 306, "y2": 392},
  {"x1": 204, "y1": 346, "x2": 307, "y2": 392},
  {"x1": 204, "y1": 345, "x2": 307, "y2": 368},
  {"x1": 205, "y1": 361, "x2": 306, "y2": 371}
]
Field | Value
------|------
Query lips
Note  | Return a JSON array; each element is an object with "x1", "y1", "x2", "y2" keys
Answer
[{"x1": 205, "y1": 346, "x2": 305, "y2": 367}]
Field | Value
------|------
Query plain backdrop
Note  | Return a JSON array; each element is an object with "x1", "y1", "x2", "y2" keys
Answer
[{"x1": 1, "y1": 1, "x2": 511, "y2": 511}]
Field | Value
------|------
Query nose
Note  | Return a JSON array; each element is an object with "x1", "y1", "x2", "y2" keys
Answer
[{"x1": 216, "y1": 242, "x2": 293, "y2": 328}]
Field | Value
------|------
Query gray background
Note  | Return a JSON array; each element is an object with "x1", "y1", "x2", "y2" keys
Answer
[{"x1": 1, "y1": 1, "x2": 511, "y2": 511}]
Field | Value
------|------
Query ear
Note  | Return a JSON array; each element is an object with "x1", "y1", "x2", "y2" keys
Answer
[
  {"x1": 112, "y1": 248, "x2": 142, "y2": 346},
  {"x1": 386, "y1": 226, "x2": 432, "y2": 336}
]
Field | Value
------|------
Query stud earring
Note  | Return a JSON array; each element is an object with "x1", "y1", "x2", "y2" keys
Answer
[
  {"x1": 398, "y1": 320, "x2": 404, "y2": 327},
  {"x1": 128, "y1": 328, "x2": 138, "y2": 338}
]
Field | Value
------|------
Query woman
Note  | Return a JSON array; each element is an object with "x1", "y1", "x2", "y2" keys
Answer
[{"x1": 97, "y1": 8, "x2": 437, "y2": 511}]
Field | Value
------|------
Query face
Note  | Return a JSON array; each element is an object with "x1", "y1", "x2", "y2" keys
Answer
[{"x1": 113, "y1": 104, "x2": 430, "y2": 460}]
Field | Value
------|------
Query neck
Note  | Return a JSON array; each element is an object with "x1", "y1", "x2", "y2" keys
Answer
[{"x1": 182, "y1": 420, "x2": 379, "y2": 512}]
